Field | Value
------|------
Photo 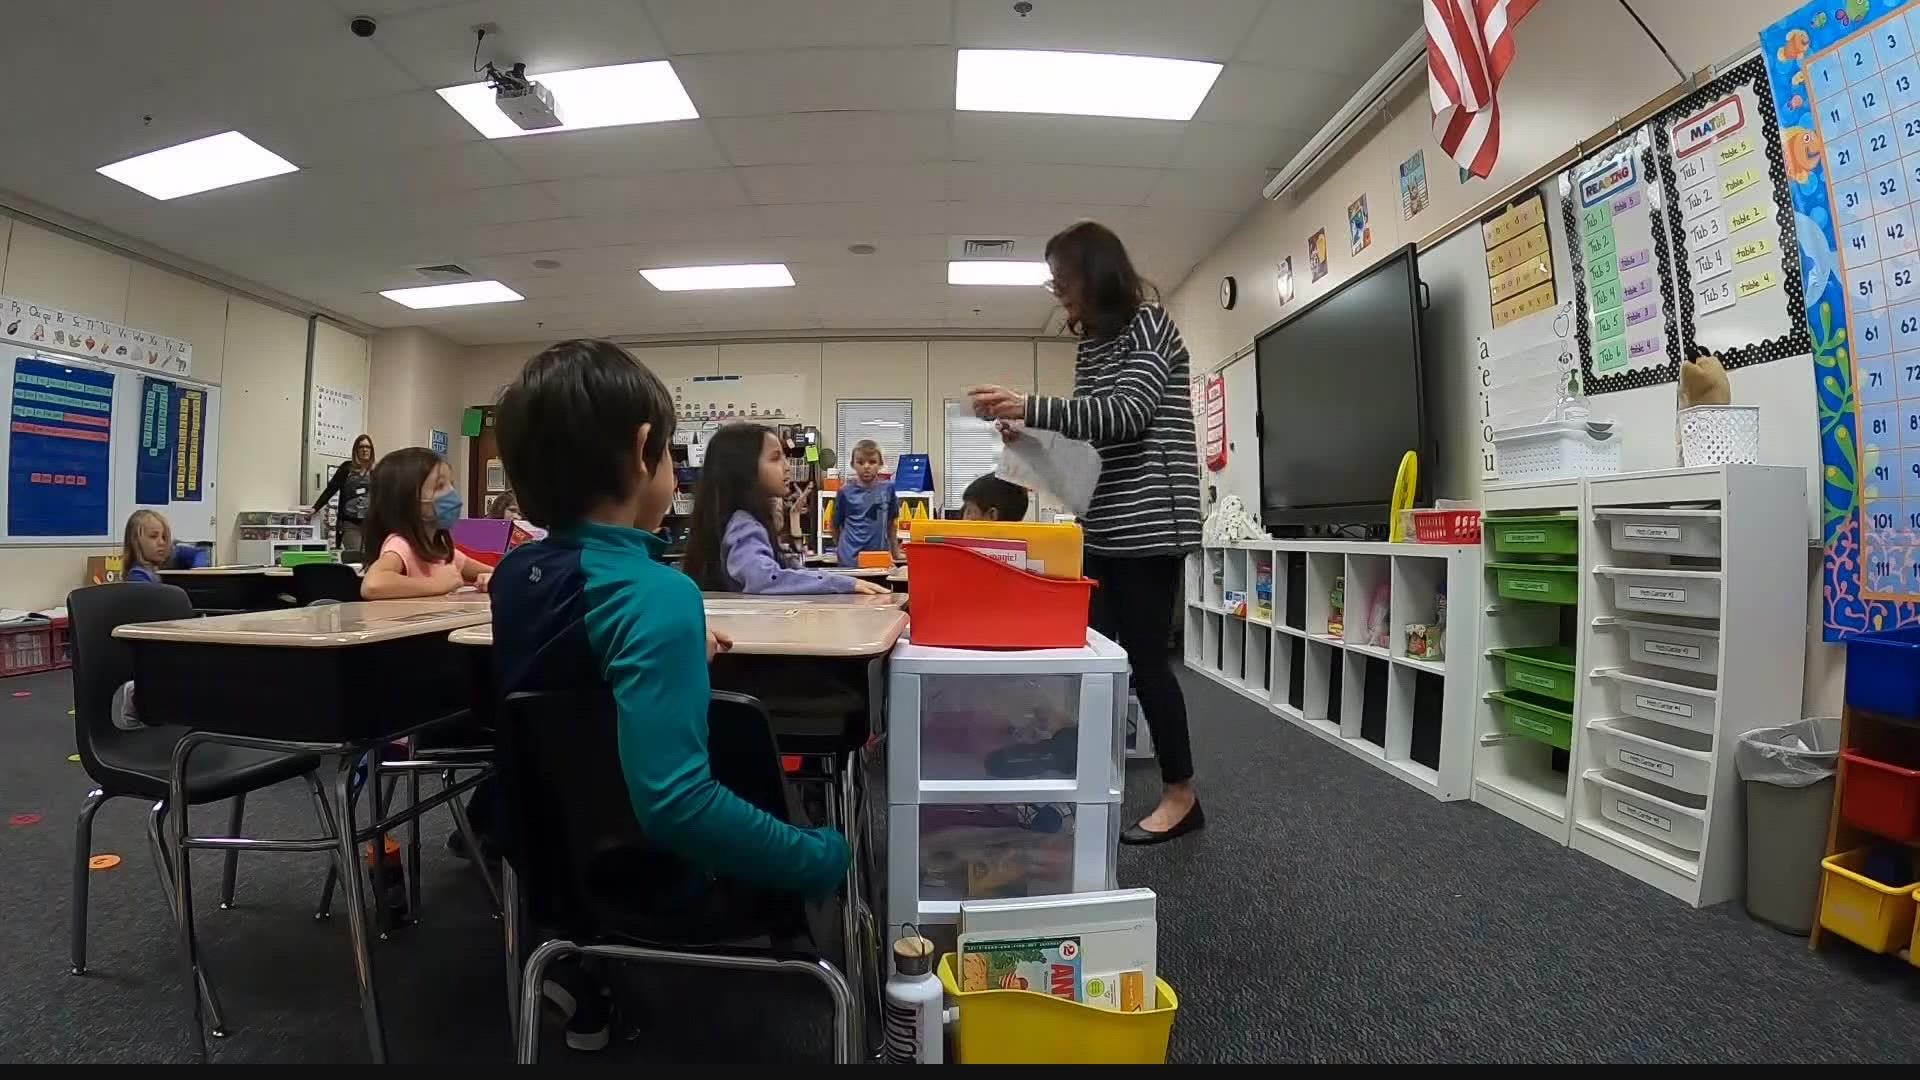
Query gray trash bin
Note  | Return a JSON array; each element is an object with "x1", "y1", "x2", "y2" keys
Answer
[{"x1": 1737, "y1": 717, "x2": 1840, "y2": 935}]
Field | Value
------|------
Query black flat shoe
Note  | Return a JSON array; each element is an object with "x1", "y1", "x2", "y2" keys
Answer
[{"x1": 1119, "y1": 801, "x2": 1205, "y2": 845}]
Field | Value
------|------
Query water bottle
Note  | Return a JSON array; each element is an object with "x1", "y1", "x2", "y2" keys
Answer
[{"x1": 883, "y1": 931, "x2": 942, "y2": 1064}]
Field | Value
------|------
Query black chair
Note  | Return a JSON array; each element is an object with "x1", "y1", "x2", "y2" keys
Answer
[
  {"x1": 291, "y1": 562, "x2": 363, "y2": 606},
  {"x1": 67, "y1": 582, "x2": 325, "y2": 1035},
  {"x1": 496, "y1": 688, "x2": 853, "y2": 1063}
]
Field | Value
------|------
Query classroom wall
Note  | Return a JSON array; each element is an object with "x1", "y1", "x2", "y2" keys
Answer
[
  {"x1": 0, "y1": 214, "x2": 360, "y2": 610},
  {"x1": 1161, "y1": 0, "x2": 1838, "y2": 712},
  {"x1": 367, "y1": 326, "x2": 467, "y2": 460}
]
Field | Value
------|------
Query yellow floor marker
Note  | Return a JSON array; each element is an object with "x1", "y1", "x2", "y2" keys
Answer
[
  {"x1": 67, "y1": 754, "x2": 80, "y2": 763},
  {"x1": 88, "y1": 854, "x2": 121, "y2": 871}
]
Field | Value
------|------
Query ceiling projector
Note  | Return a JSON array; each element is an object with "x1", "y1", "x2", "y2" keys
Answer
[{"x1": 489, "y1": 62, "x2": 562, "y2": 131}]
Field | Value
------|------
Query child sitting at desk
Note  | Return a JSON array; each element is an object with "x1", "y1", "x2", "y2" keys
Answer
[
  {"x1": 121, "y1": 509, "x2": 209, "y2": 582},
  {"x1": 682, "y1": 423, "x2": 888, "y2": 596},
  {"x1": 360, "y1": 448, "x2": 491, "y2": 600},
  {"x1": 962, "y1": 474, "x2": 1030, "y2": 522}
]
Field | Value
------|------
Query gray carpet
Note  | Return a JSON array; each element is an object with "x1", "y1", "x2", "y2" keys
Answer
[{"x1": 2, "y1": 665, "x2": 1916, "y2": 1063}]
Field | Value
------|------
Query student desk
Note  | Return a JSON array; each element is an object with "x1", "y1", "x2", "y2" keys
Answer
[
  {"x1": 157, "y1": 566, "x2": 285, "y2": 613},
  {"x1": 114, "y1": 601, "x2": 492, "y2": 1063}
]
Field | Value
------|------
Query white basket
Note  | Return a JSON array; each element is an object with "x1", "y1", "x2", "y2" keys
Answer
[
  {"x1": 1677, "y1": 405, "x2": 1758, "y2": 466},
  {"x1": 1492, "y1": 421, "x2": 1623, "y2": 483}
]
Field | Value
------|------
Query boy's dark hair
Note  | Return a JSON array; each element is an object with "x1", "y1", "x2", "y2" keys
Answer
[
  {"x1": 963, "y1": 474, "x2": 1029, "y2": 521},
  {"x1": 494, "y1": 339, "x2": 676, "y2": 528},
  {"x1": 364, "y1": 447, "x2": 453, "y2": 565},
  {"x1": 1045, "y1": 220, "x2": 1157, "y2": 341},
  {"x1": 681, "y1": 422, "x2": 779, "y2": 591}
]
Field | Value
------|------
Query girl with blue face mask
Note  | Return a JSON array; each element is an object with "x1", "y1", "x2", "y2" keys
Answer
[{"x1": 360, "y1": 446, "x2": 492, "y2": 600}]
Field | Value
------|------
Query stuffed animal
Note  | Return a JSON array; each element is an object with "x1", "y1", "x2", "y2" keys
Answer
[{"x1": 1679, "y1": 354, "x2": 1731, "y2": 407}]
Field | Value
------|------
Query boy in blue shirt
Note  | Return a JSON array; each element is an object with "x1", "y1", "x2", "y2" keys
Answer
[
  {"x1": 833, "y1": 438, "x2": 900, "y2": 566},
  {"x1": 490, "y1": 339, "x2": 849, "y2": 1047}
]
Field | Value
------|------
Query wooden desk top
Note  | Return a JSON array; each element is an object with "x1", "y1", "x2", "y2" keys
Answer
[
  {"x1": 262, "y1": 564, "x2": 365, "y2": 578},
  {"x1": 887, "y1": 567, "x2": 908, "y2": 583},
  {"x1": 451, "y1": 599, "x2": 908, "y2": 657},
  {"x1": 820, "y1": 567, "x2": 889, "y2": 579},
  {"x1": 702, "y1": 592, "x2": 905, "y2": 609},
  {"x1": 158, "y1": 566, "x2": 273, "y2": 577},
  {"x1": 114, "y1": 600, "x2": 489, "y2": 647}
]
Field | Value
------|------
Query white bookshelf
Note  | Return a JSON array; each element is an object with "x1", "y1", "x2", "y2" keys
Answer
[{"x1": 1184, "y1": 539, "x2": 1483, "y2": 801}]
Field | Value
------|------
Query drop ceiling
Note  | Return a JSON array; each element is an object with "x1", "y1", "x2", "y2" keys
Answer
[{"x1": 0, "y1": 0, "x2": 1421, "y2": 343}]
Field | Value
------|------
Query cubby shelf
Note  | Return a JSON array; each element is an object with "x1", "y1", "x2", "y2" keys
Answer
[{"x1": 1185, "y1": 539, "x2": 1481, "y2": 801}]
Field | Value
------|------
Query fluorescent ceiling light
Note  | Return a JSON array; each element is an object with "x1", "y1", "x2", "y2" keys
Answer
[
  {"x1": 640, "y1": 264, "x2": 795, "y2": 291},
  {"x1": 380, "y1": 280, "x2": 524, "y2": 309},
  {"x1": 948, "y1": 261, "x2": 1050, "y2": 286},
  {"x1": 956, "y1": 49, "x2": 1222, "y2": 121},
  {"x1": 437, "y1": 60, "x2": 698, "y2": 139},
  {"x1": 96, "y1": 131, "x2": 297, "y2": 200}
]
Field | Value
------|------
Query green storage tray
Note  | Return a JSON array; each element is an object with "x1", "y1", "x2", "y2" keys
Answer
[
  {"x1": 1489, "y1": 690, "x2": 1573, "y2": 750},
  {"x1": 1490, "y1": 644, "x2": 1576, "y2": 703},
  {"x1": 1486, "y1": 514, "x2": 1579, "y2": 556},
  {"x1": 279, "y1": 550, "x2": 336, "y2": 568},
  {"x1": 1488, "y1": 561, "x2": 1579, "y2": 605}
]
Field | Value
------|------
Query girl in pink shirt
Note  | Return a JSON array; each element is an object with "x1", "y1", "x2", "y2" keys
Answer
[{"x1": 360, "y1": 447, "x2": 490, "y2": 600}]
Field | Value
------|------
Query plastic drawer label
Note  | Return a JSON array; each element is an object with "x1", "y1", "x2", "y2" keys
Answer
[
  {"x1": 1505, "y1": 530, "x2": 1547, "y2": 543},
  {"x1": 1512, "y1": 670, "x2": 1557, "y2": 690},
  {"x1": 1511, "y1": 714, "x2": 1556, "y2": 737},
  {"x1": 1615, "y1": 799, "x2": 1671, "y2": 832},
  {"x1": 1635, "y1": 694, "x2": 1693, "y2": 718},
  {"x1": 1623, "y1": 524, "x2": 1681, "y2": 540},
  {"x1": 1644, "y1": 640, "x2": 1701, "y2": 659},
  {"x1": 1509, "y1": 579, "x2": 1550, "y2": 593},
  {"x1": 1627, "y1": 585, "x2": 1686, "y2": 603},
  {"x1": 1618, "y1": 748, "x2": 1676, "y2": 777}
]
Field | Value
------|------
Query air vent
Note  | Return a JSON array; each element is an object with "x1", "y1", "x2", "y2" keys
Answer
[
  {"x1": 414, "y1": 263, "x2": 473, "y2": 282},
  {"x1": 961, "y1": 239, "x2": 1020, "y2": 257}
]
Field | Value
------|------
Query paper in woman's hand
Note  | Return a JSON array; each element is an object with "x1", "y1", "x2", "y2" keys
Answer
[{"x1": 996, "y1": 424, "x2": 1101, "y2": 516}]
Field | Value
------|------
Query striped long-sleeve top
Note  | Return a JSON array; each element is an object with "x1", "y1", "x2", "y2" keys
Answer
[{"x1": 1024, "y1": 303, "x2": 1203, "y2": 558}]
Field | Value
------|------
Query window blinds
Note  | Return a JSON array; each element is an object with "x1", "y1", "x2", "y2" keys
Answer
[
  {"x1": 942, "y1": 399, "x2": 1001, "y2": 510},
  {"x1": 835, "y1": 398, "x2": 912, "y2": 475}
]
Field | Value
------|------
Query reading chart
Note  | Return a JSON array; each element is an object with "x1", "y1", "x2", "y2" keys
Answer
[
  {"x1": 1566, "y1": 134, "x2": 1670, "y2": 378},
  {"x1": 1764, "y1": 0, "x2": 1920, "y2": 636}
]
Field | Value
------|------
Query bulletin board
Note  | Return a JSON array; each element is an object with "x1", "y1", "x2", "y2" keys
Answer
[
  {"x1": 1764, "y1": 0, "x2": 1920, "y2": 638},
  {"x1": 0, "y1": 349, "x2": 220, "y2": 546},
  {"x1": 1564, "y1": 127, "x2": 1683, "y2": 392}
]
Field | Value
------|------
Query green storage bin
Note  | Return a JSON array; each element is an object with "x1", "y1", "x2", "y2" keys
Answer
[
  {"x1": 1490, "y1": 690, "x2": 1572, "y2": 750},
  {"x1": 1490, "y1": 644, "x2": 1576, "y2": 703},
  {"x1": 1486, "y1": 514, "x2": 1579, "y2": 556},
  {"x1": 1488, "y1": 561, "x2": 1578, "y2": 605},
  {"x1": 279, "y1": 550, "x2": 336, "y2": 568}
]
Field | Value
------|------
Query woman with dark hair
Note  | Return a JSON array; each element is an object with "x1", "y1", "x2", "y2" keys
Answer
[
  {"x1": 313, "y1": 433, "x2": 375, "y2": 553},
  {"x1": 970, "y1": 220, "x2": 1205, "y2": 845}
]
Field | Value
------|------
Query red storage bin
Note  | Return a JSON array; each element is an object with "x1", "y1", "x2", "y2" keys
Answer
[
  {"x1": 1841, "y1": 750, "x2": 1920, "y2": 842},
  {"x1": 48, "y1": 616, "x2": 71, "y2": 670},
  {"x1": 0, "y1": 623, "x2": 53, "y2": 677},
  {"x1": 904, "y1": 542, "x2": 1095, "y2": 650},
  {"x1": 1413, "y1": 508, "x2": 1482, "y2": 544}
]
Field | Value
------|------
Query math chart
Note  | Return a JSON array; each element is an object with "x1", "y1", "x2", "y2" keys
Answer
[
  {"x1": 1564, "y1": 130, "x2": 1676, "y2": 391},
  {"x1": 1765, "y1": 0, "x2": 1920, "y2": 637}
]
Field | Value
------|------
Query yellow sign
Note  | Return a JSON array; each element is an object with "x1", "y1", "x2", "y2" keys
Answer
[
  {"x1": 1715, "y1": 136, "x2": 1755, "y2": 167},
  {"x1": 1490, "y1": 257, "x2": 1553, "y2": 304},
  {"x1": 1729, "y1": 203, "x2": 1769, "y2": 234},
  {"x1": 1736, "y1": 270, "x2": 1778, "y2": 298},
  {"x1": 1733, "y1": 237, "x2": 1773, "y2": 264},
  {"x1": 1482, "y1": 197, "x2": 1546, "y2": 249},
  {"x1": 1491, "y1": 281, "x2": 1557, "y2": 328},
  {"x1": 1720, "y1": 168, "x2": 1761, "y2": 199},
  {"x1": 1485, "y1": 223, "x2": 1551, "y2": 277}
]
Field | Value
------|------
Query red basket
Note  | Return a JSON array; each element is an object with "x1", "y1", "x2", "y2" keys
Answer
[
  {"x1": 48, "y1": 616, "x2": 70, "y2": 670},
  {"x1": 1841, "y1": 750, "x2": 1920, "y2": 842},
  {"x1": 1413, "y1": 508, "x2": 1482, "y2": 544},
  {"x1": 0, "y1": 624, "x2": 53, "y2": 678},
  {"x1": 904, "y1": 542, "x2": 1095, "y2": 649}
]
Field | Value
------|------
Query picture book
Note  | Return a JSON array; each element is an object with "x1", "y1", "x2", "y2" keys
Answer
[
  {"x1": 1254, "y1": 562, "x2": 1274, "y2": 622},
  {"x1": 957, "y1": 935, "x2": 1082, "y2": 1000}
]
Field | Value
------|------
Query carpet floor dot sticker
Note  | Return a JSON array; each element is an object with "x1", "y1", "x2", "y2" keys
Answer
[
  {"x1": 11, "y1": 691, "x2": 28, "y2": 698},
  {"x1": 67, "y1": 753, "x2": 80, "y2": 762},
  {"x1": 9, "y1": 813, "x2": 41, "y2": 827},
  {"x1": 88, "y1": 854, "x2": 121, "y2": 871}
]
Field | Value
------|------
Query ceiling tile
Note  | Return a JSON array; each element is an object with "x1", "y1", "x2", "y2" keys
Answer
[
  {"x1": 758, "y1": 202, "x2": 948, "y2": 238},
  {"x1": 948, "y1": 163, "x2": 1156, "y2": 205},
  {"x1": 952, "y1": 0, "x2": 1268, "y2": 61},
  {"x1": 1171, "y1": 121, "x2": 1313, "y2": 171},
  {"x1": 674, "y1": 47, "x2": 954, "y2": 116},
  {"x1": 371, "y1": 0, "x2": 671, "y2": 88},
  {"x1": 951, "y1": 114, "x2": 1183, "y2": 168},
  {"x1": 249, "y1": 91, "x2": 485, "y2": 166},
  {"x1": 709, "y1": 112, "x2": 951, "y2": 166},
  {"x1": 738, "y1": 164, "x2": 947, "y2": 205},
  {"x1": 1190, "y1": 61, "x2": 1356, "y2": 129},
  {"x1": 491, "y1": 121, "x2": 729, "y2": 180},
  {"x1": 312, "y1": 144, "x2": 531, "y2": 202},
  {"x1": 1144, "y1": 167, "x2": 1273, "y2": 211},
  {"x1": 1235, "y1": 0, "x2": 1423, "y2": 73},
  {"x1": 646, "y1": 0, "x2": 951, "y2": 53},
  {"x1": 945, "y1": 202, "x2": 1137, "y2": 237},
  {"x1": 539, "y1": 169, "x2": 752, "y2": 213}
]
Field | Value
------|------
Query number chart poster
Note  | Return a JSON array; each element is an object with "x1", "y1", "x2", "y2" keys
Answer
[
  {"x1": 1765, "y1": 0, "x2": 1920, "y2": 637},
  {"x1": 8, "y1": 356, "x2": 114, "y2": 538}
]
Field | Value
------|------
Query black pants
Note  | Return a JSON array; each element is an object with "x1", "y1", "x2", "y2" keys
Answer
[{"x1": 1086, "y1": 552, "x2": 1194, "y2": 786}]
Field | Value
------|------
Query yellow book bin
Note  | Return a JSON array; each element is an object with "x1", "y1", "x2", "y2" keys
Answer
[
  {"x1": 907, "y1": 519, "x2": 1084, "y2": 579},
  {"x1": 936, "y1": 955, "x2": 1179, "y2": 1064}
]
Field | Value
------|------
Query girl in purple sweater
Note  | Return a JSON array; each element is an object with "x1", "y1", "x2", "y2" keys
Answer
[{"x1": 682, "y1": 423, "x2": 890, "y2": 596}]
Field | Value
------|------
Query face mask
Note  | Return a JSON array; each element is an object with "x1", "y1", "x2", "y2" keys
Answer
[{"x1": 432, "y1": 488, "x2": 463, "y2": 531}]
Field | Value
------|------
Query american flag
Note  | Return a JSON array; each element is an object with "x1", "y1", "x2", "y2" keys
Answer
[{"x1": 1425, "y1": 0, "x2": 1539, "y2": 180}]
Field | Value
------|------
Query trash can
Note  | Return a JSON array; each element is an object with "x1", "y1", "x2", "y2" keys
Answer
[{"x1": 1737, "y1": 717, "x2": 1840, "y2": 935}]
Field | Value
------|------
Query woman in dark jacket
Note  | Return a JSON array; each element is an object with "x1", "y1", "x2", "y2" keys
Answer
[
  {"x1": 970, "y1": 221, "x2": 1205, "y2": 844},
  {"x1": 312, "y1": 433, "x2": 375, "y2": 553}
]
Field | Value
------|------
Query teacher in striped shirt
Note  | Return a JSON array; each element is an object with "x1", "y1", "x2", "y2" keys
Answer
[{"x1": 970, "y1": 221, "x2": 1205, "y2": 845}]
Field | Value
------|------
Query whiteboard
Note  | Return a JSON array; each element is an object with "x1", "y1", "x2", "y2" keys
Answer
[{"x1": 0, "y1": 348, "x2": 220, "y2": 546}]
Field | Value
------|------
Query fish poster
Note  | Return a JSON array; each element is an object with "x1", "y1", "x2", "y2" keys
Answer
[
  {"x1": 1400, "y1": 149, "x2": 1431, "y2": 219},
  {"x1": 8, "y1": 355, "x2": 114, "y2": 539},
  {"x1": 1764, "y1": 0, "x2": 1920, "y2": 638},
  {"x1": 1308, "y1": 228, "x2": 1329, "y2": 282},
  {"x1": 1348, "y1": 194, "x2": 1373, "y2": 255},
  {"x1": 1276, "y1": 256, "x2": 1295, "y2": 305}
]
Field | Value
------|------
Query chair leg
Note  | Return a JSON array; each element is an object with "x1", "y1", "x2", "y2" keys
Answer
[
  {"x1": 517, "y1": 939, "x2": 575, "y2": 1064},
  {"x1": 70, "y1": 789, "x2": 108, "y2": 975},
  {"x1": 836, "y1": 752, "x2": 873, "y2": 1059},
  {"x1": 218, "y1": 794, "x2": 244, "y2": 910},
  {"x1": 405, "y1": 767, "x2": 423, "y2": 920},
  {"x1": 332, "y1": 758, "x2": 388, "y2": 1064},
  {"x1": 305, "y1": 774, "x2": 338, "y2": 921},
  {"x1": 150, "y1": 800, "x2": 227, "y2": 1045},
  {"x1": 501, "y1": 861, "x2": 523, "y2": 1034},
  {"x1": 794, "y1": 958, "x2": 857, "y2": 1065},
  {"x1": 446, "y1": 770, "x2": 502, "y2": 912}
]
